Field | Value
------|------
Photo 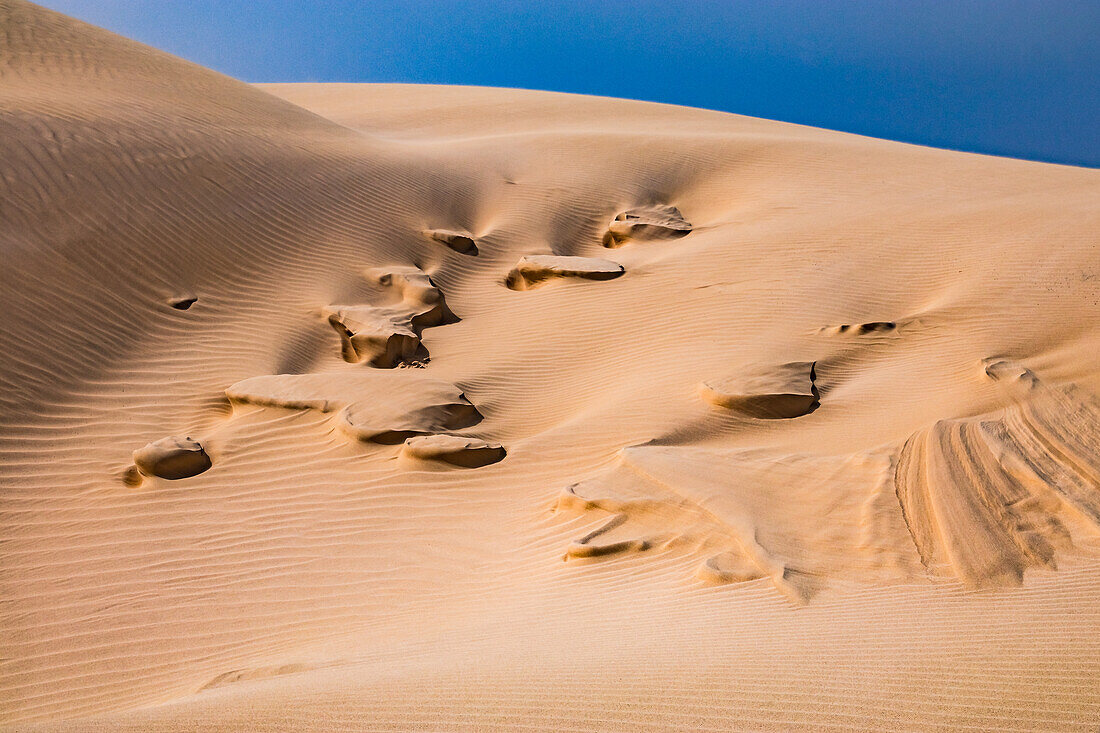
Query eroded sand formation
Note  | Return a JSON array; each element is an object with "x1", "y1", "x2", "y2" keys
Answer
[
  {"x1": 505, "y1": 254, "x2": 625, "y2": 290},
  {"x1": 3, "y1": 1, "x2": 1100, "y2": 729},
  {"x1": 603, "y1": 204, "x2": 693, "y2": 246},
  {"x1": 698, "y1": 361, "x2": 819, "y2": 419},
  {"x1": 129, "y1": 436, "x2": 212, "y2": 483}
]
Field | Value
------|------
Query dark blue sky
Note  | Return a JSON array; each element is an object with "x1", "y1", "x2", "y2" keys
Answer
[{"x1": 41, "y1": 1, "x2": 1100, "y2": 167}]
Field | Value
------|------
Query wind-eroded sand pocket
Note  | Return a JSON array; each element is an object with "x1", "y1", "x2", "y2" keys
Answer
[
  {"x1": 423, "y1": 228, "x2": 478, "y2": 255},
  {"x1": 226, "y1": 372, "x2": 483, "y2": 444},
  {"x1": 325, "y1": 265, "x2": 459, "y2": 367},
  {"x1": 505, "y1": 255, "x2": 625, "y2": 291},
  {"x1": 325, "y1": 305, "x2": 421, "y2": 368},
  {"x1": 604, "y1": 204, "x2": 692, "y2": 247},
  {"x1": 167, "y1": 294, "x2": 198, "y2": 310},
  {"x1": 820, "y1": 321, "x2": 898, "y2": 336},
  {"x1": 367, "y1": 265, "x2": 458, "y2": 330},
  {"x1": 129, "y1": 436, "x2": 212, "y2": 483},
  {"x1": 400, "y1": 434, "x2": 506, "y2": 468},
  {"x1": 699, "y1": 361, "x2": 819, "y2": 419}
]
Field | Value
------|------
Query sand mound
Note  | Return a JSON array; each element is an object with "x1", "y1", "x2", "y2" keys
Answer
[
  {"x1": 131, "y1": 436, "x2": 212, "y2": 481},
  {"x1": 4, "y1": 1, "x2": 1100, "y2": 728}
]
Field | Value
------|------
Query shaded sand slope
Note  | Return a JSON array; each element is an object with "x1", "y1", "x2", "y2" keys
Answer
[{"x1": 3, "y1": 1, "x2": 1100, "y2": 729}]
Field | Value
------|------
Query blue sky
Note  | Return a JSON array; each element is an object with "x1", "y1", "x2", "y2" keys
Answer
[{"x1": 40, "y1": 0, "x2": 1100, "y2": 167}]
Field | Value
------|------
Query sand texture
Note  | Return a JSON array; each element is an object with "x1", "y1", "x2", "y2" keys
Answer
[{"x1": 3, "y1": 1, "x2": 1100, "y2": 729}]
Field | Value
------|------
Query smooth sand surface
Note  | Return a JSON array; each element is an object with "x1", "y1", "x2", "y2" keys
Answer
[{"x1": 3, "y1": 1, "x2": 1100, "y2": 729}]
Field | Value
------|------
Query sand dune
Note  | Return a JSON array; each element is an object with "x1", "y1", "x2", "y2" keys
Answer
[{"x1": 3, "y1": 0, "x2": 1100, "y2": 729}]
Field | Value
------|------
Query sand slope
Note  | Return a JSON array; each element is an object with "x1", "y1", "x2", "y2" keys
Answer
[{"x1": 3, "y1": 1, "x2": 1100, "y2": 729}]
